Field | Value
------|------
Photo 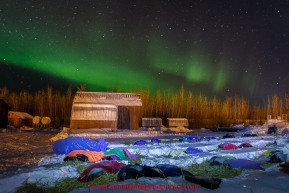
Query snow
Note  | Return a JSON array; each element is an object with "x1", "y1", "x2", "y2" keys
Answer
[
  {"x1": 1, "y1": 125, "x2": 289, "y2": 193},
  {"x1": 71, "y1": 130, "x2": 176, "y2": 139},
  {"x1": 0, "y1": 165, "x2": 78, "y2": 193},
  {"x1": 69, "y1": 128, "x2": 190, "y2": 139}
]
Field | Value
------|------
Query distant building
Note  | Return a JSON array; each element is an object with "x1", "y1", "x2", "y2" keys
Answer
[
  {"x1": 166, "y1": 118, "x2": 189, "y2": 128},
  {"x1": 0, "y1": 99, "x2": 11, "y2": 129},
  {"x1": 8, "y1": 111, "x2": 34, "y2": 128},
  {"x1": 70, "y1": 92, "x2": 142, "y2": 130},
  {"x1": 142, "y1": 117, "x2": 163, "y2": 127}
]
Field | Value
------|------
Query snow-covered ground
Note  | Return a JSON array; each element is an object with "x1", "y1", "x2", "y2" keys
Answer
[{"x1": 1, "y1": 124, "x2": 289, "y2": 193}]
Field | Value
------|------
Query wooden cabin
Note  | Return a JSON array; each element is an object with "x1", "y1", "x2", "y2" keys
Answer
[
  {"x1": 0, "y1": 99, "x2": 10, "y2": 129},
  {"x1": 70, "y1": 92, "x2": 142, "y2": 130},
  {"x1": 8, "y1": 111, "x2": 34, "y2": 128}
]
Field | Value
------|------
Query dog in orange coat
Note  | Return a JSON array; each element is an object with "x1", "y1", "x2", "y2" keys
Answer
[{"x1": 278, "y1": 162, "x2": 289, "y2": 175}]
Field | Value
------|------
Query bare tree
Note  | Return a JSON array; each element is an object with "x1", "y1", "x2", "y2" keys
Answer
[{"x1": 0, "y1": 86, "x2": 9, "y2": 100}]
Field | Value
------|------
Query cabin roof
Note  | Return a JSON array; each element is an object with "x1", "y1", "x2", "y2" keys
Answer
[
  {"x1": 0, "y1": 99, "x2": 12, "y2": 109},
  {"x1": 9, "y1": 111, "x2": 34, "y2": 119},
  {"x1": 72, "y1": 91, "x2": 142, "y2": 106}
]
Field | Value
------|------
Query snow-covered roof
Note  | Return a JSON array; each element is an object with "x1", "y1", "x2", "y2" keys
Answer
[
  {"x1": 9, "y1": 111, "x2": 34, "y2": 119},
  {"x1": 72, "y1": 91, "x2": 142, "y2": 106}
]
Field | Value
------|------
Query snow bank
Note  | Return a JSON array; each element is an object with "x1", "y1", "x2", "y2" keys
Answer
[
  {"x1": 0, "y1": 166, "x2": 78, "y2": 193},
  {"x1": 70, "y1": 130, "x2": 186, "y2": 139},
  {"x1": 37, "y1": 155, "x2": 65, "y2": 166}
]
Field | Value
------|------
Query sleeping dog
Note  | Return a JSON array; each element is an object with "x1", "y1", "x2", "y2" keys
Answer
[{"x1": 278, "y1": 162, "x2": 289, "y2": 175}]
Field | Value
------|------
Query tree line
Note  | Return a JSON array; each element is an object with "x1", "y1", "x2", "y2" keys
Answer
[
  {"x1": 0, "y1": 86, "x2": 288, "y2": 129},
  {"x1": 133, "y1": 85, "x2": 289, "y2": 128}
]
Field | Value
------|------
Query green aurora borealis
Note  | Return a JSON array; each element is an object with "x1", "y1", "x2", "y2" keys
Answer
[
  {"x1": 0, "y1": 23, "x2": 228, "y2": 90},
  {"x1": 1, "y1": 1, "x2": 289, "y2": 101}
]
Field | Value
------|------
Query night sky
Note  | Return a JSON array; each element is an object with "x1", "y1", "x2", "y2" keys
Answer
[{"x1": 1, "y1": 0, "x2": 289, "y2": 103}]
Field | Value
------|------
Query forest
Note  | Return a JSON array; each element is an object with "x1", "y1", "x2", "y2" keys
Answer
[{"x1": 0, "y1": 85, "x2": 288, "y2": 129}]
